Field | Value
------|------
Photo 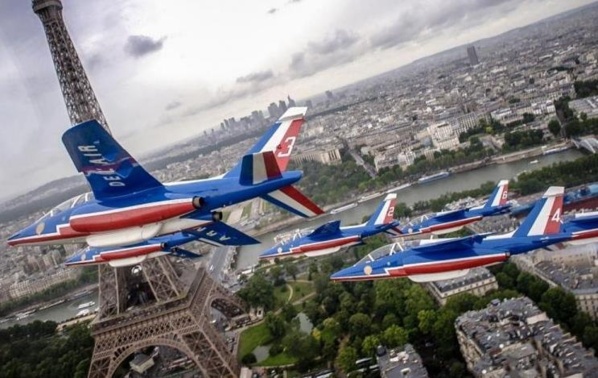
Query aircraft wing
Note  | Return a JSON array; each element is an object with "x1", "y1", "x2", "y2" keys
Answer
[
  {"x1": 65, "y1": 221, "x2": 258, "y2": 266},
  {"x1": 431, "y1": 208, "x2": 467, "y2": 221},
  {"x1": 183, "y1": 222, "x2": 260, "y2": 246},
  {"x1": 62, "y1": 120, "x2": 162, "y2": 201},
  {"x1": 567, "y1": 212, "x2": 598, "y2": 224},
  {"x1": 411, "y1": 235, "x2": 482, "y2": 254},
  {"x1": 309, "y1": 220, "x2": 342, "y2": 237}
]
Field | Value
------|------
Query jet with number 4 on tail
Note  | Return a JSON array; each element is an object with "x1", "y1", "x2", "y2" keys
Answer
[
  {"x1": 259, "y1": 194, "x2": 399, "y2": 260},
  {"x1": 387, "y1": 179, "x2": 511, "y2": 237},
  {"x1": 330, "y1": 186, "x2": 597, "y2": 282},
  {"x1": 8, "y1": 107, "x2": 323, "y2": 251}
]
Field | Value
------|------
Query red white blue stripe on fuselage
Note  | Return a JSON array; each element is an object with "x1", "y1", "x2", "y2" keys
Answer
[
  {"x1": 7, "y1": 223, "x2": 88, "y2": 246},
  {"x1": 68, "y1": 198, "x2": 197, "y2": 233},
  {"x1": 401, "y1": 216, "x2": 482, "y2": 236},
  {"x1": 331, "y1": 252, "x2": 509, "y2": 281},
  {"x1": 262, "y1": 235, "x2": 361, "y2": 259},
  {"x1": 292, "y1": 236, "x2": 361, "y2": 256}
]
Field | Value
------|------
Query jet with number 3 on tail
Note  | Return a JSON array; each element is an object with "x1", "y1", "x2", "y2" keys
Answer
[
  {"x1": 330, "y1": 186, "x2": 590, "y2": 282},
  {"x1": 8, "y1": 107, "x2": 323, "y2": 251},
  {"x1": 259, "y1": 194, "x2": 400, "y2": 260}
]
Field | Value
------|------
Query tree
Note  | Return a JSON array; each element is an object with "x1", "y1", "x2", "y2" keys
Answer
[
  {"x1": 241, "y1": 353, "x2": 257, "y2": 365},
  {"x1": 540, "y1": 287, "x2": 578, "y2": 324},
  {"x1": 284, "y1": 263, "x2": 299, "y2": 281},
  {"x1": 394, "y1": 202, "x2": 413, "y2": 218},
  {"x1": 444, "y1": 293, "x2": 478, "y2": 314},
  {"x1": 382, "y1": 325, "x2": 408, "y2": 348},
  {"x1": 269, "y1": 265, "x2": 286, "y2": 286},
  {"x1": 522, "y1": 113, "x2": 535, "y2": 124},
  {"x1": 336, "y1": 345, "x2": 357, "y2": 373},
  {"x1": 565, "y1": 119, "x2": 583, "y2": 137},
  {"x1": 237, "y1": 273, "x2": 275, "y2": 310},
  {"x1": 496, "y1": 272, "x2": 515, "y2": 290},
  {"x1": 418, "y1": 310, "x2": 437, "y2": 335},
  {"x1": 548, "y1": 119, "x2": 561, "y2": 137},
  {"x1": 349, "y1": 313, "x2": 372, "y2": 339},
  {"x1": 362, "y1": 335, "x2": 381, "y2": 357},
  {"x1": 583, "y1": 325, "x2": 598, "y2": 351},
  {"x1": 265, "y1": 313, "x2": 286, "y2": 339},
  {"x1": 281, "y1": 303, "x2": 297, "y2": 322}
]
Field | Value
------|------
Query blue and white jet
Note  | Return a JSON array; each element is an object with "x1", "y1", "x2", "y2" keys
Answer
[
  {"x1": 64, "y1": 221, "x2": 260, "y2": 267},
  {"x1": 331, "y1": 186, "x2": 574, "y2": 282},
  {"x1": 389, "y1": 180, "x2": 511, "y2": 236},
  {"x1": 8, "y1": 108, "x2": 323, "y2": 259},
  {"x1": 259, "y1": 194, "x2": 399, "y2": 260}
]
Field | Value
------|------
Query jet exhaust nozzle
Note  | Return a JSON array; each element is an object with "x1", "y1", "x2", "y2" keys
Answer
[
  {"x1": 192, "y1": 196, "x2": 205, "y2": 209},
  {"x1": 212, "y1": 211, "x2": 223, "y2": 222}
]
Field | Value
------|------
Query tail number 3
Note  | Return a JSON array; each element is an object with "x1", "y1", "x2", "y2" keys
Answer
[{"x1": 277, "y1": 136, "x2": 297, "y2": 158}]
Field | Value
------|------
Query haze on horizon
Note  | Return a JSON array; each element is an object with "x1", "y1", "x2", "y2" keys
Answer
[{"x1": 0, "y1": 0, "x2": 594, "y2": 203}]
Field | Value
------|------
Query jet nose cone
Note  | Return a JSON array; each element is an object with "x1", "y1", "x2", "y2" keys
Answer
[
  {"x1": 330, "y1": 264, "x2": 367, "y2": 281},
  {"x1": 259, "y1": 247, "x2": 283, "y2": 259},
  {"x1": 7, "y1": 231, "x2": 23, "y2": 246}
]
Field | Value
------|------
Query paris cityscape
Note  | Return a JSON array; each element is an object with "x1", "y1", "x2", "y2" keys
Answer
[{"x1": 1, "y1": 0, "x2": 598, "y2": 377}]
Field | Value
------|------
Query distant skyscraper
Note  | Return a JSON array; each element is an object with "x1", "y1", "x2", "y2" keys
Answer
[
  {"x1": 267, "y1": 102, "x2": 279, "y2": 119},
  {"x1": 467, "y1": 46, "x2": 479, "y2": 66},
  {"x1": 287, "y1": 95, "x2": 296, "y2": 108},
  {"x1": 32, "y1": 0, "x2": 110, "y2": 133},
  {"x1": 278, "y1": 100, "x2": 288, "y2": 113},
  {"x1": 305, "y1": 99, "x2": 313, "y2": 109},
  {"x1": 325, "y1": 90, "x2": 334, "y2": 100}
]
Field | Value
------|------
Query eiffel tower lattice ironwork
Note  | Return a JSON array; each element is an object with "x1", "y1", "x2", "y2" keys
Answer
[
  {"x1": 32, "y1": 0, "x2": 110, "y2": 133},
  {"x1": 88, "y1": 261, "x2": 247, "y2": 378}
]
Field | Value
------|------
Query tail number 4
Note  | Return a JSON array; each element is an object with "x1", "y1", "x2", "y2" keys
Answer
[
  {"x1": 277, "y1": 136, "x2": 297, "y2": 158},
  {"x1": 551, "y1": 208, "x2": 562, "y2": 223}
]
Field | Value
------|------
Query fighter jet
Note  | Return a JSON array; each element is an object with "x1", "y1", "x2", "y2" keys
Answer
[
  {"x1": 389, "y1": 180, "x2": 511, "y2": 237},
  {"x1": 259, "y1": 194, "x2": 399, "y2": 260},
  {"x1": 561, "y1": 211, "x2": 598, "y2": 245},
  {"x1": 331, "y1": 186, "x2": 575, "y2": 282},
  {"x1": 8, "y1": 107, "x2": 323, "y2": 249},
  {"x1": 64, "y1": 221, "x2": 260, "y2": 267}
]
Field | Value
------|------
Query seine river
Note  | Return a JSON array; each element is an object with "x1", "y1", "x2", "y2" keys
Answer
[
  {"x1": 235, "y1": 150, "x2": 584, "y2": 269},
  {"x1": 2, "y1": 149, "x2": 583, "y2": 327}
]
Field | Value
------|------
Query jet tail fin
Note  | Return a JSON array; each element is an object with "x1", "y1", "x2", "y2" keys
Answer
[
  {"x1": 239, "y1": 151, "x2": 282, "y2": 185},
  {"x1": 483, "y1": 179, "x2": 509, "y2": 209},
  {"x1": 366, "y1": 193, "x2": 397, "y2": 227},
  {"x1": 62, "y1": 120, "x2": 163, "y2": 201},
  {"x1": 512, "y1": 186, "x2": 564, "y2": 237},
  {"x1": 260, "y1": 185, "x2": 324, "y2": 218},
  {"x1": 224, "y1": 107, "x2": 307, "y2": 178}
]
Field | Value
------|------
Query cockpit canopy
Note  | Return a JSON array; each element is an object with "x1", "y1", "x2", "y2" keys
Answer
[
  {"x1": 37, "y1": 192, "x2": 95, "y2": 222},
  {"x1": 274, "y1": 227, "x2": 313, "y2": 245}
]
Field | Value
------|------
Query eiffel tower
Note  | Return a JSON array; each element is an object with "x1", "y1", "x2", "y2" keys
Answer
[
  {"x1": 88, "y1": 262, "x2": 246, "y2": 377},
  {"x1": 32, "y1": 1, "x2": 247, "y2": 376}
]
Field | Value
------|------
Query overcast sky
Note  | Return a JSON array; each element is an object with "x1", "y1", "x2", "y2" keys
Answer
[{"x1": 0, "y1": 0, "x2": 593, "y2": 202}]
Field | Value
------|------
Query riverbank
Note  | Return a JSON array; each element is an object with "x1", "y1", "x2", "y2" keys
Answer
[
  {"x1": 491, "y1": 141, "x2": 573, "y2": 164},
  {"x1": 250, "y1": 143, "x2": 577, "y2": 239}
]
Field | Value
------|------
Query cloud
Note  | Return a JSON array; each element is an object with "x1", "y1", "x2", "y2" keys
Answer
[
  {"x1": 370, "y1": 0, "x2": 519, "y2": 49},
  {"x1": 124, "y1": 35, "x2": 166, "y2": 58},
  {"x1": 267, "y1": 8, "x2": 278, "y2": 15},
  {"x1": 165, "y1": 101, "x2": 182, "y2": 111},
  {"x1": 308, "y1": 29, "x2": 359, "y2": 55},
  {"x1": 287, "y1": 30, "x2": 364, "y2": 78},
  {"x1": 236, "y1": 70, "x2": 275, "y2": 84}
]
